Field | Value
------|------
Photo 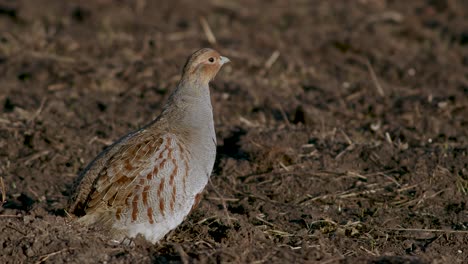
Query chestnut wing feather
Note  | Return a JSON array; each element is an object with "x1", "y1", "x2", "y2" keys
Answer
[
  {"x1": 71, "y1": 132, "x2": 193, "y2": 229},
  {"x1": 68, "y1": 128, "x2": 162, "y2": 215},
  {"x1": 87, "y1": 136, "x2": 162, "y2": 210}
]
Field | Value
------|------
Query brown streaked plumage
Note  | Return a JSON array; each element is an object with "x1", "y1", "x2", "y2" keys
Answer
[{"x1": 68, "y1": 48, "x2": 230, "y2": 243}]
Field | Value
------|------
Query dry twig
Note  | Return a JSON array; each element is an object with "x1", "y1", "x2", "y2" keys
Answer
[
  {"x1": 0, "y1": 177, "x2": 5, "y2": 206},
  {"x1": 208, "y1": 179, "x2": 234, "y2": 226},
  {"x1": 260, "y1": 50, "x2": 280, "y2": 76},
  {"x1": 35, "y1": 248, "x2": 72, "y2": 264},
  {"x1": 200, "y1": 17, "x2": 216, "y2": 45},
  {"x1": 264, "y1": 50, "x2": 280, "y2": 70},
  {"x1": 366, "y1": 60, "x2": 385, "y2": 97},
  {"x1": 169, "y1": 243, "x2": 189, "y2": 264},
  {"x1": 28, "y1": 98, "x2": 47, "y2": 125},
  {"x1": 0, "y1": 214, "x2": 22, "y2": 218},
  {"x1": 276, "y1": 103, "x2": 291, "y2": 128},
  {"x1": 384, "y1": 228, "x2": 468, "y2": 234},
  {"x1": 22, "y1": 150, "x2": 50, "y2": 166}
]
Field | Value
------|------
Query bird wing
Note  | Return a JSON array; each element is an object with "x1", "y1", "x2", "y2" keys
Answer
[
  {"x1": 69, "y1": 127, "x2": 191, "y2": 227},
  {"x1": 68, "y1": 128, "x2": 156, "y2": 213},
  {"x1": 68, "y1": 130, "x2": 132, "y2": 211},
  {"x1": 85, "y1": 135, "x2": 164, "y2": 211}
]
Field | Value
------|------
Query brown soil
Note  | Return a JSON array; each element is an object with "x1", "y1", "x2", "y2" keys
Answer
[{"x1": 0, "y1": 0, "x2": 467, "y2": 263}]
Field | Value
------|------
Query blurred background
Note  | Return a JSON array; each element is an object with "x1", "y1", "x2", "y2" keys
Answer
[{"x1": 0, "y1": 0, "x2": 467, "y2": 263}]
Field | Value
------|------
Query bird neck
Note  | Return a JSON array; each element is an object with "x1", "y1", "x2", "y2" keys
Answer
[
  {"x1": 155, "y1": 79, "x2": 214, "y2": 145},
  {"x1": 172, "y1": 77, "x2": 211, "y2": 102},
  {"x1": 159, "y1": 78, "x2": 214, "y2": 129}
]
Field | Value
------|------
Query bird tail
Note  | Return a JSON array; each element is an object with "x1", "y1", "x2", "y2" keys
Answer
[{"x1": 76, "y1": 209, "x2": 114, "y2": 227}]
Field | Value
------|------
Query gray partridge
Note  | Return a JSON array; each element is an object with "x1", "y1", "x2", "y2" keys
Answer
[{"x1": 68, "y1": 48, "x2": 230, "y2": 243}]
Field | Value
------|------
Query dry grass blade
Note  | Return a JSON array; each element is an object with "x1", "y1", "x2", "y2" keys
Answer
[
  {"x1": 260, "y1": 50, "x2": 280, "y2": 76},
  {"x1": 22, "y1": 150, "x2": 50, "y2": 166},
  {"x1": 28, "y1": 97, "x2": 47, "y2": 124},
  {"x1": 276, "y1": 103, "x2": 291, "y2": 128},
  {"x1": 28, "y1": 51, "x2": 75, "y2": 63},
  {"x1": 367, "y1": 11, "x2": 404, "y2": 24},
  {"x1": 35, "y1": 248, "x2": 71, "y2": 264},
  {"x1": 239, "y1": 116, "x2": 259, "y2": 127},
  {"x1": 0, "y1": 214, "x2": 22, "y2": 218},
  {"x1": 207, "y1": 196, "x2": 239, "y2": 202},
  {"x1": 299, "y1": 181, "x2": 418, "y2": 205},
  {"x1": 0, "y1": 177, "x2": 5, "y2": 206},
  {"x1": 385, "y1": 132, "x2": 393, "y2": 145},
  {"x1": 335, "y1": 144, "x2": 354, "y2": 160},
  {"x1": 64, "y1": 209, "x2": 74, "y2": 219},
  {"x1": 338, "y1": 187, "x2": 385, "y2": 199},
  {"x1": 456, "y1": 176, "x2": 468, "y2": 195},
  {"x1": 384, "y1": 228, "x2": 468, "y2": 234},
  {"x1": 209, "y1": 179, "x2": 234, "y2": 226},
  {"x1": 6, "y1": 223, "x2": 27, "y2": 236},
  {"x1": 366, "y1": 60, "x2": 385, "y2": 97},
  {"x1": 200, "y1": 17, "x2": 217, "y2": 45},
  {"x1": 264, "y1": 50, "x2": 280, "y2": 70},
  {"x1": 169, "y1": 243, "x2": 189, "y2": 264},
  {"x1": 0, "y1": 117, "x2": 11, "y2": 124},
  {"x1": 88, "y1": 136, "x2": 114, "y2": 146},
  {"x1": 256, "y1": 214, "x2": 276, "y2": 227},
  {"x1": 264, "y1": 229, "x2": 293, "y2": 237},
  {"x1": 320, "y1": 257, "x2": 346, "y2": 264},
  {"x1": 340, "y1": 130, "x2": 353, "y2": 145}
]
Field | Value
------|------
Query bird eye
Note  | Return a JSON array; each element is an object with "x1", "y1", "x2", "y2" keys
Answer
[{"x1": 208, "y1": 57, "x2": 214, "y2": 63}]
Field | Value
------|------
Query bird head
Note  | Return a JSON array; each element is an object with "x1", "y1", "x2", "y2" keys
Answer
[{"x1": 181, "y1": 48, "x2": 230, "y2": 84}]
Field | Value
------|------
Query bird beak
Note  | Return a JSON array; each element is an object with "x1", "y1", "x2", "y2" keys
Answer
[{"x1": 219, "y1": 56, "x2": 230, "y2": 65}]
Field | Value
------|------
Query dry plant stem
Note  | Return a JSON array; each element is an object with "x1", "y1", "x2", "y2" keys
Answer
[
  {"x1": 0, "y1": 214, "x2": 22, "y2": 217},
  {"x1": 384, "y1": 228, "x2": 468, "y2": 234},
  {"x1": 6, "y1": 223, "x2": 26, "y2": 236},
  {"x1": 264, "y1": 50, "x2": 280, "y2": 69},
  {"x1": 27, "y1": 186, "x2": 40, "y2": 200},
  {"x1": 28, "y1": 97, "x2": 47, "y2": 125},
  {"x1": 276, "y1": 103, "x2": 291, "y2": 128},
  {"x1": 35, "y1": 248, "x2": 72, "y2": 264},
  {"x1": 200, "y1": 17, "x2": 217, "y2": 45},
  {"x1": 22, "y1": 150, "x2": 50, "y2": 166},
  {"x1": 320, "y1": 257, "x2": 346, "y2": 264},
  {"x1": 28, "y1": 51, "x2": 76, "y2": 63},
  {"x1": 261, "y1": 50, "x2": 280, "y2": 76},
  {"x1": 207, "y1": 196, "x2": 239, "y2": 202},
  {"x1": 366, "y1": 11, "x2": 404, "y2": 24},
  {"x1": 0, "y1": 176, "x2": 6, "y2": 206},
  {"x1": 169, "y1": 243, "x2": 189, "y2": 264},
  {"x1": 0, "y1": 117, "x2": 11, "y2": 124},
  {"x1": 299, "y1": 182, "x2": 418, "y2": 205},
  {"x1": 209, "y1": 179, "x2": 233, "y2": 226},
  {"x1": 340, "y1": 130, "x2": 353, "y2": 145},
  {"x1": 366, "y1": 60, "x2": 385, "y2": 97}
]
